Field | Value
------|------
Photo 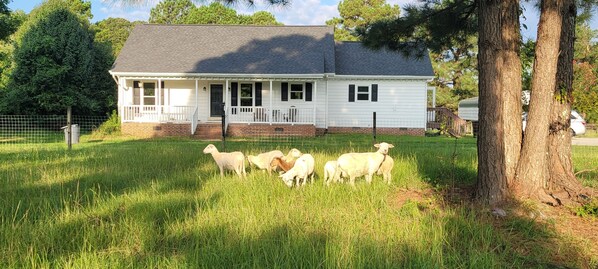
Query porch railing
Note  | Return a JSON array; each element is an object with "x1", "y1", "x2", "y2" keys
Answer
[
  {"x1": 122, "y1": 105, "x2": 196, "y2": 122},
  {"x1": 228, "y1": 106, "x2": 314, "y2": 124}
]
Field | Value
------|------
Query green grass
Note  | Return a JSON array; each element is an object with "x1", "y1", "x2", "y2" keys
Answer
[{"x1": 0, "y1": 134, "x2": 596, "y2": 268}]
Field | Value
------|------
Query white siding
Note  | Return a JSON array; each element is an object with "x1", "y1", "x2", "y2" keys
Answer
[
  {"x1": 326, "y1": 79, "x2": 428, "y2": 129},
  {"x1": 458, "y1": 107, "x2": 478, "y2": 121}
]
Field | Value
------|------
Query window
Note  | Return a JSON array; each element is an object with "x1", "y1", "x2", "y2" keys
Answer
[
  {"x1": 290, "y1": 84, "x2": 303, "y2": 100},
  {"x1": 357, "y1": 86, "x2": 369, "y2": 101},
  {"x1": 143, "y1": 82, "x2": 156, "y2": 105},
  {"x1": 240, "y1": 83, "x2": 253, "y2": 106}
]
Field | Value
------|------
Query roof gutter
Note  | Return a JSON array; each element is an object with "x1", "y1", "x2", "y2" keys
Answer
[
  {"x1": 331, "y1": 75, "x2": 435, "y2": 81},
  {"x1": 108, "y1": 71, "x2": 327, "y2": 80}
]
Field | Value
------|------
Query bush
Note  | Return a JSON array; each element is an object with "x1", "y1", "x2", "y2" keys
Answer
[{"x1": 93, "y1": 110, "x2": 120, "y2": 136}]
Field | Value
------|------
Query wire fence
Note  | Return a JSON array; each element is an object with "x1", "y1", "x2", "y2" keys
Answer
[{"x1": 0, "y1": 115, "x2": 108, "y2": 148}]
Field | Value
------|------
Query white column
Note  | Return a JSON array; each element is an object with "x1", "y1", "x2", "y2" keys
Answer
[
  {"x1": 157, "y1": 78, "x2": 162, "y2": 118},
  {"x1": 313, "y1": 80, "x2": 317, "y2": 125},
  {"x1": 325, "y1": 77, "x2": 329, "y2": 129},
  {"x1": 195, "y1": 79, "x2": 198, "y2": 111},
  {"x1": 269, "y1": 80, "x2": 273, "y2": 125},
  {"x1": 225, "y1": 79, "x2": 229, "y2": 117}
]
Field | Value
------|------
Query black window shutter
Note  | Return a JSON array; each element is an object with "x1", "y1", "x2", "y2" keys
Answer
[
  {"x1": 161, "y1": 81, "x2": 165, "y2": 89},
  {"x1": 305, "y1": 82, "x2": 313, "y2": 102},
  {"x1": 133, "y1": 81, "x2": 140, "y2": 88},
  {"x1": 281, "y1": 82, "x2": 288, "y2": 101},
  {"x1": 231, "y1": 82, "x2": 238, "y2": 106},
  {"x1": 255, "y1": 82, "x2": 262, "y2": 106},
  {"x1": 348, "y1": 84, "x2": 355, "y2": 102},
  {"x1": 371, "y1": 84, "x2": 378, "y2": 102}
]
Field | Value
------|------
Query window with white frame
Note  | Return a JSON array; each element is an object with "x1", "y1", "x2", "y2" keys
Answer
[
  {"x1": 240, "y1": 83, "x2": 253, "y2": 106},
  {"x1": 143, "y1": 82, "x2": 156, "y2": 105},
  {"x1": 357, "y1": 86, "x2": 369, "y2": 101},
  {"x1": 290, "y1": 84, "x2": 304, "y2": 100}
]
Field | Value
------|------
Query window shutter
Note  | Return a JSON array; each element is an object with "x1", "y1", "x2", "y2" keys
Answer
[
  {"x1": 371, "y1": 84, "x2": 378, "y2": 102},
  {"x1": 348, "y1": 84, "x2": 355, "y2": 102},
  {"x1": 231, "y1": 82, "x2": 238, "y2": 106},
  {"x1": 133, "y1": 81, "x2": 140, "y2": 88},
  {"x1": 305, "y1": 82, "x2": 313, "y2": 102},
  {"x1": 281, "y1": 82, "x2": 288, "y2": 101},
  {"x1": 160, "y1": 81, "x2": 165, "y2": 89},
  {"x1": 255, "y1": 82, "x2": 262, "y2": 106}
]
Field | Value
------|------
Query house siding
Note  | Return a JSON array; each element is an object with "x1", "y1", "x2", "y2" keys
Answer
[{"x1": 326, "y1": 79, "x2": 428, "y2": 130}]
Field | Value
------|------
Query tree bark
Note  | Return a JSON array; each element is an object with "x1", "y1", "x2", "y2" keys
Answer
[
  {"x1": 546, "y1": 0, "x2": 588, "y2": 205},
  {"x1": 475, "y1": 0, "x2": 522, "y2": 205},
  {"x1": 513, "y1": 0, "x2": 563, "y2": 204}
]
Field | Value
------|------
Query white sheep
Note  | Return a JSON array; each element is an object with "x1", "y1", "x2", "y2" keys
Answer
[
  {"x1": 376, "y1": 155, "x2": 394, "y2": 185},
  {"x1": 279, "y1": 154, "x2": 315, "y2": 188},
  {"x1": 323, "y1": 160, "x2": 340, "y2": 186},
  {"x1": 271, "y1": 148, "x2": 303, "y2": 173},
  {"x1": 336, "y1": 142, "x2": 394, "y2": 186},
  {"x1": 202, "y1": 144, "x2": 246, "y2": 179},
  {"x1": 247, "y1": 150, "x2": 284, "y2": 175}
]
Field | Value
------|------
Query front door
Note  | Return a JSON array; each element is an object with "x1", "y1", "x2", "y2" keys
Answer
[{"x1": 210, "y1": 84, "x2": 223, "y2": 117}]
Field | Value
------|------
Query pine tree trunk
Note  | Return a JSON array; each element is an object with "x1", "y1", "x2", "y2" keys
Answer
[
  {"x1": 475, "y1": 0, "x2": 522, "y2": 205},
  {"x1": 546, "y1": 0, "x2": 587, "y2": 205},
  {"x1": 513, "y1": 0, "x2": 563, "y2": 204}
]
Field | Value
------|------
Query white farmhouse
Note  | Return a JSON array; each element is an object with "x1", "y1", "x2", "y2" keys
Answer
[{"x1": 109, "y1": 24, "x2": 434, "y2": 138}]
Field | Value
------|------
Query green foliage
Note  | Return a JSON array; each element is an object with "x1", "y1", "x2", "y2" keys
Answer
[
  {"x1": 575, "y1": 198, "x2": 598, "y2": 218},
  {"x1": 572, "y1": 22, "x2": 598, "y2": 123},
  {"x1": 2, "y1": 0, "x2": 115, "y2": 115},
  {"x1": 326, "y1": 0, "x2": 400, "y2": 41},
  {"x1": 149, "y1": 0, "x2": 194, "y2": 24},
  {"x1": 93, "y1": 110, "x2": 121, "y2": 136},
  {"x1": 93, "y1": 18, "x2": 141, "y2": 57}
]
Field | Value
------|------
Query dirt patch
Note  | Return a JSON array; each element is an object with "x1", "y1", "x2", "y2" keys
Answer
[
  {"x1": 543, "y1": 206, "x2": 598, "y2": 259},
  {"x1": 389, "y1": 188, "x2": 435, "y2": 208}
]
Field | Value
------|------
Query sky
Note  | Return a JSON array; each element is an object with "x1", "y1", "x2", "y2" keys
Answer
[{"x1": 7, "y1": 0, "x2": 598, "y2": 41}]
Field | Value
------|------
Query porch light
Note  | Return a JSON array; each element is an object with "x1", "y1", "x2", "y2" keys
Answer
[{"x1": 203, "y1": 87, "x2": 207, "y2": 91}]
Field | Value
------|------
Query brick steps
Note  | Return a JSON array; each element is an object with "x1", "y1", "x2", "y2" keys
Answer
[{"x1": 193, "y1": 123, "x2": 223, "y2": 140}]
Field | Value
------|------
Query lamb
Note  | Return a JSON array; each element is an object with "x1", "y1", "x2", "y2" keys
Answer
[
  {"x1": 247, "y1": 150, "x2": 284, "y2": 175},
  {"x1": 376, "y1": 155, "x2": 394, "y2": 185},
  {"x1": 336, "y1": 142, "x2": 394, "y2": 186},
  {"x1": 323, "y1": 160, "x2": 340, "y2": 186},
  {"x1": 270, "y1": 148, "x2": 302, "y2": 172},
  {"x1": 279, "y1": 154, "x2": 315, "y2": 187},
  {"x1": 202, "y1": 144, "x2": 246, "y2": 179}
]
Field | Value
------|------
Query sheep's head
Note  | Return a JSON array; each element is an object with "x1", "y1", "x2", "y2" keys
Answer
[
  {"x1": 288, "y1": 148, "x2": 302, "y2": 158},
  {"x1": 270, "y1": 157, "x2": 281, "y2": 166},
  {"x1": 247, "y1": 155, "x2": 257, "y2": 165},
  {"x1": 374, "y1": 142, "x2": 394, "y2": 155},
  {"x1": 203, "y1": 144, "x2": 217, "y2": 154},
  {"x1": 279, "y1": 171, "x2": 295, "y2": 188}
]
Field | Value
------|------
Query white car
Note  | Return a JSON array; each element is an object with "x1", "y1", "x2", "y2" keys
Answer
[{"x1": 522, "y1": 110, "x2": 586, "y2": 136}]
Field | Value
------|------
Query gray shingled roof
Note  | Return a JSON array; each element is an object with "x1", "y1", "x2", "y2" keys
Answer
[
  {"x1": 334, "y1": 42, "x2": 434, "y2": 76},
  {"x1": 111, "y1": 24, "x2": 335, "y2": 75}
]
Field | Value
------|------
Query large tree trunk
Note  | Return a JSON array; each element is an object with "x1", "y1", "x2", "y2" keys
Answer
[
  {"x1": 475, "y1": 0, "x2": 522, "y2": 205},
  {"x1": 546, "y1": 0, "x2": 587, "y2": 205},
  {"x1": 513, "y1": 0, "x2": 563, "y2": 204}
]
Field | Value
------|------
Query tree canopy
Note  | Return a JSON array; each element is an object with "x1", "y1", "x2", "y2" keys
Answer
[
  {"x1": 93, "y1": 17, "x2": 142, "y2": 57},
  {"x1": 149, "y1": 0, "x2": 195, "y2": 24},
  {"x1": 148, "y1": 1, "x2": 281, "y2": 25},
  {"x1": 1, "y1": 0, "x2": 114, "y2": 115},
  {"x1": 326, "y1": 0, "x2": 400, "y2": 41}
]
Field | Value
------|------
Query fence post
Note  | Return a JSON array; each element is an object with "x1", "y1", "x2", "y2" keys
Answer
[
  {"x1": 372, "y1": 112, "x2": 376, "y2": 145},
  {"x1": 221, "y1": 102, "x2": 226, "y2": 151},
  {"x1": 67, "y1": 106, "x2": 72, "y2": 150}
]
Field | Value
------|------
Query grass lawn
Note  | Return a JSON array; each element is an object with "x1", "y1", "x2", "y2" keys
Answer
[{"x1": 0, "y1": 134, "x2": 596, "y2": 268}]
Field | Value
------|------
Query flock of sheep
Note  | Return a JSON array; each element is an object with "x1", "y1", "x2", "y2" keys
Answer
[{"x1": 202, "y1": 142, "x2": 395, "y2": 188}]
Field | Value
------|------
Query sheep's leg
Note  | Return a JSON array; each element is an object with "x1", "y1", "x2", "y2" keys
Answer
[
  {"x1": 366, "y1": 174, "x2": 373, "y2": 184},
  {"x1": 219, "y1": 167, "x2": 225, "y2": 179},
  {"x1": 386, "y1": 173, "x2": 391, "y2": 185},
  {"x1": 349, "y1": 176, "x2": 355, "y2": 187}
]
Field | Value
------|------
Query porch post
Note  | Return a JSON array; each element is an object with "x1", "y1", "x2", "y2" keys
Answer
[
  {"x1": 269, "y1": 80, "x2": 273, "y2": 125},
  {"x1": 313, "y1": 80, "x2": 317, "y2": 125},
  {"x1": 225, "y1": 79, "x2": 229, "y2": 117},
  {"x1": 195, "y1": 79, "x2": 198, "y2": 111},
  {"x1": 158, "y1": 78, "x2": 162, "y2": 119}
]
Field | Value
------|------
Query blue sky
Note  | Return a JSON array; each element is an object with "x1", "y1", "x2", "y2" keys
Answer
[{"x1": 7, "y1": 0, "x2": 597, "y2": 41}]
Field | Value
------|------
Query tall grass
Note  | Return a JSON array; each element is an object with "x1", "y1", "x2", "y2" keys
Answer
[{"x1": 0, "y1": 135, "x2": 595, "y2": 268}]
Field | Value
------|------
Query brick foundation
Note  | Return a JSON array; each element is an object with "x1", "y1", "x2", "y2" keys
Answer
[
  {"x1": 227, "y1": 123, "x2": 316, "y2": 137},
  {"x1": 122, "y1": 122, "x2": 192, "y2": 138},
  {"x1": 327, "y1": 126, "x2": 425, "y2": 136}
]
